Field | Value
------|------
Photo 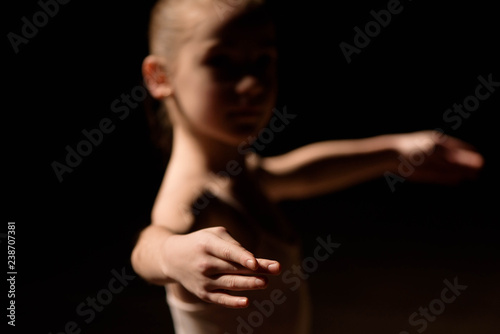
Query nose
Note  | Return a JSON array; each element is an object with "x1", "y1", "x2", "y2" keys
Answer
[{"x1": 235, "y1": 75, "x2": 264, "y2": 101}]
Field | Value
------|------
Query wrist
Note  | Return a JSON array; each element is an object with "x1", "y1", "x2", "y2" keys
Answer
[
  {"x1": 368, "y1": 134, "x2": 402, "y2": 173},
  {"x1": 159, "y1": 233, "x2": 179, "y2": 284}
]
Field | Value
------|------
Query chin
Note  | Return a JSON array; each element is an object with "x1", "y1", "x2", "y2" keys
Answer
[
  {"x1": 218, "y1": 124, "x2": 265, "y2": 147},
  {"x1": 214, "y1": 112, "x2": 274, "y2": 146}
]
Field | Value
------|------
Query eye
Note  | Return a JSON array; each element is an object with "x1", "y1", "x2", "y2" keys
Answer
[
  {"x1": 253, "y1": 49, "x2": 277, "y2": 70},
  {"x1": 205, "y1": 54, "x2": 231, "y2": 68}
]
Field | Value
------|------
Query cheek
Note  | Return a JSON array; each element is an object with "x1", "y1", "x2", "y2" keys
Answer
[
  {"x1": 179, "y1": 74, "x2": 240, "y2": 142},
  {"x1": 193, "y1": 78, "x2": 226, "y2": 126},
  {"x1": 176, "y1": 69, "x2": 219, "y2": 120}
]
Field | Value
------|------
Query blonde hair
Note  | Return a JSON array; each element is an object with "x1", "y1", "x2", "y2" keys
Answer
[{"x1": 148, "y1": 0, "x2": 268, "y2": 59}]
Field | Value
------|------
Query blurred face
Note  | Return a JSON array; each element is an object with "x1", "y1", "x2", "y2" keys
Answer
[{"x1": 168, "y1": 6, "x2": 278, "y2": 146}]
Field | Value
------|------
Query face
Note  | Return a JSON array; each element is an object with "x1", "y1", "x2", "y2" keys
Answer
[{"x1": 167, "y1": 5, "x2": 278, "y2": 146}]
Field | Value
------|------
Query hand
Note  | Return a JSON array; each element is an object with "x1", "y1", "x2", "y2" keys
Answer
[
  {"x1": 392, "y1": 130, "x2": 484, "y2": 184},
  {"x1": 161, "y1": 226, "x2": 281, "y2": 308}
]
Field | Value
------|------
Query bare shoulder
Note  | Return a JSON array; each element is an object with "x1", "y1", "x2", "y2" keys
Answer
[
  {"x1": 151, "y1": 172, "x2": 259, "y2": 249},
  {"x1": 150, "y1": 174, "x2": 209, "y2": 233},
  {"x1": 246, "y1": 151, "x2": 295, "y2": 203}
]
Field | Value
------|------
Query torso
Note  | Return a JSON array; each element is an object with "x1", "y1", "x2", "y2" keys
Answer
[{"x1": 159, "y1": 159, "x2": 312, "y2": 333}]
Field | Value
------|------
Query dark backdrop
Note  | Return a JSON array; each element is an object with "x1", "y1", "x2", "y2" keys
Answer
[{"x1": 4, "y1": 0, "x2": 499, "y2": 333}]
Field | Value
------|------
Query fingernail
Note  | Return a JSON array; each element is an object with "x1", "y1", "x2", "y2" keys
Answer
[
  {"x1": 238, "y1": 298, "x2": 248, "y2": 307},
  {"x1": 255, "y1": 277, "x2": 266, "y2": 286},
  {"x1": 268, "y1": 263, "x2": 279, "y2": 271},
  {"x1": 246, "y1": 259, "x2": 256, "y2": 270}
]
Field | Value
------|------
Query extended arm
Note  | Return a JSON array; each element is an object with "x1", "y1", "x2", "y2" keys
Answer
[{"x1": 258, "y1": 130, "x2": 484, "y2": 201}]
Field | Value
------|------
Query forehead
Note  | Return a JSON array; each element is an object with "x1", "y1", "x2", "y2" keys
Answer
[{"x1": 186, "y1": 5, "x2": 276, "y2": 52}]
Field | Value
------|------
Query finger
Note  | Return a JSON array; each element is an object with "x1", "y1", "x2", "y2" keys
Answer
[
  {"x1": 444, "y1": 148, "x2": 484, "y2": 170},
  {"x1": 423, "y1": 144, "x2": 484, "y2": 170},
  {"x1": 256, "y1": 258, "x2": 281, "y2": 275},
  {"x1": 204, "y1": 291, "x2": 249, "y2": 309},
  {"x1": 203, "y1": 258, "x2": 281, "y2": 276},
  {"x1": 202, "y1": 257, "x2": 243, "y2": 276},
  {"x1": 205, "y1": 234, "x2": 258, "y2": 270},
  {"x1": 438, "y1": 135, "x2": 479, "y2": 152},
  {"x1": 208, "y1": 274, "x2": 268, "y2": 292}
]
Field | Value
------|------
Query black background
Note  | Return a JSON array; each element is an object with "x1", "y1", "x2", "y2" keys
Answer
[{"x1": 4, "y1": 0, "x2": 499, "y2": 333}]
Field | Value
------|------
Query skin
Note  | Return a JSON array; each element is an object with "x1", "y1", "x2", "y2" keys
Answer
[
  {"x1": 134, "y1": 4, "x2": 284, "y2": 309},
  {"x1": 131, "y1": 1, "x2": 484, "y2": 309}
]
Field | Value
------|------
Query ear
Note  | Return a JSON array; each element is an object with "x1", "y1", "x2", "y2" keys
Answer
[{"x1": 142, "y1": 55, "x2": 172, "y2": 99}]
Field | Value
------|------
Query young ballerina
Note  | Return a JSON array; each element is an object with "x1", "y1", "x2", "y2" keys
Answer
[{"x1": 130, "y1": 0, "x2": 484, "y2": 333}]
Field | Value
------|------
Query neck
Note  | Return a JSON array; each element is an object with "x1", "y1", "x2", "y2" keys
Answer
[{"x1": 166, "y1": 125, "x2": 248, "y2": 183}]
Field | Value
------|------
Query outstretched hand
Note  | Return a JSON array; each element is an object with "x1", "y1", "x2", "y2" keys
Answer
[
  {"x1": 392, "y1": 130, "x2": 484, "y2": 185},
  {"x1": 162, "y1": 226, "x2": 281, "y2": 308}
]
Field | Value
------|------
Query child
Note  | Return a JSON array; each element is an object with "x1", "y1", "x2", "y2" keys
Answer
[{"x1": 131, "y1": 0, "x2": 484, "y2": 333}]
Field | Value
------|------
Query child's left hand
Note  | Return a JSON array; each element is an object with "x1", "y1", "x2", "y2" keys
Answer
[{"x1": 391, "y1": 130, "x2": 485, "y2": 185}]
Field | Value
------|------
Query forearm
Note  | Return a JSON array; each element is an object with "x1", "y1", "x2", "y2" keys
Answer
[
  {"x1": 263, "y1": 135, "x2": 400, "y2": 200},
  {"x1": 281, "y1": 134, "x2": 400, "y2": 161},
  {"x1": 287, "y1": 147, "x2": 397, "y2": 197},
  {"x1": 131, "y1": 224, "x2": 177, "y2": 286}
]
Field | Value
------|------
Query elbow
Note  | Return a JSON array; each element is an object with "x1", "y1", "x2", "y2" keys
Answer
[
  {"x1": 130, "y1": 229, "x2": 149, "y2": 279},
  {"x1": 130, "y1": 241, "x2": 142, "y2": 277}
]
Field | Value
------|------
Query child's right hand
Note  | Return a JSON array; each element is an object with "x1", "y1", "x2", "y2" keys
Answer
[{"x1": 161, "y1": 226, "x2": 281, "y2": 308}]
